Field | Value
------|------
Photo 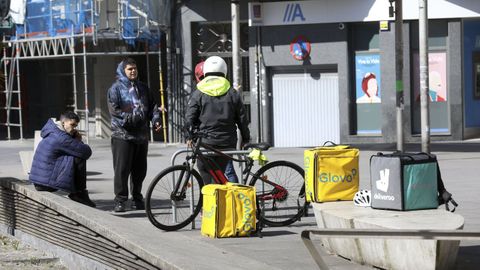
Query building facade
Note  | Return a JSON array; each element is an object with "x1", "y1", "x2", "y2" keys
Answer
[{"x1": 178, "y1": 0, "x2": 480, "y2": 147}]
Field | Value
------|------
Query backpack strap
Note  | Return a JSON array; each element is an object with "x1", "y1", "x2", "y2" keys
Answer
[
  {"x1": 438, "y1": 190, "x2": 458, "y2": 212},
  {"x1": 436, "y1": 163, "x2": 458, "y2": 212}
]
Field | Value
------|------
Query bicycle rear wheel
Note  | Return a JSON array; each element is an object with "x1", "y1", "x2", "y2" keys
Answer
[
  {"x1": 249, "y1": 160, "x2": 306, "y2": 227},
  {"x1": 145, "y1": 165, "x2": 204, "y2": 231}
]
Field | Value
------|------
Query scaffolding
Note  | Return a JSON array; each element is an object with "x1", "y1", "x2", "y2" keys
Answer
[{"x1": 1, "y1": 0, "x2": 165, "y2": 140}]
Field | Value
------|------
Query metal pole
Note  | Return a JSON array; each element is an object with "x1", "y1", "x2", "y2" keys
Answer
[
  {"x1": 231, "y1": 0, "x2": 242, "y2": 93},
  {"x1": 158, "y1": 35, "x2": 168, "y2": 144},
  {"x1": 71, "y1": 36, "x2": 78, "y2": 114},
  {"x1": 145, "y1": 43, "x2": 154, "y2": 143},
  {"x1": 166, "y1": 27, "x2": 173, "y2": 142},
  {"x1": 254, "y1": 27, "x2": 262, "y2": 142},
  {"x1": 419, "y1": 0, "x2": 430, "y2": 153},
  {"x1": 231, "y1": 0, "x2": 242, "y2": 149},
  {"x1": 15, "y1": 46, "x2": 23, "y2": 139},
  {"x1": 260, "y1": 46, "x2": 269, "y2": 144},
  {"x1": 82, "y1": 24, "x2": 89, "y2": 143},
  {"x1": 3, "y1": 47, "x2": 10, "y2": 139},
  {"x1": 395, "y1": 0, "x2": 404, "y2": 152}
]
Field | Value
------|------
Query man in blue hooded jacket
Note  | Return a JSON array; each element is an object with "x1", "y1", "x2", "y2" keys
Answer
[
  {"x1": 29, "y1": 111, "x2": 96, "y2": 207},
  {"x1": 107, "y1": 58, "x2": 161, "y2": 212}
]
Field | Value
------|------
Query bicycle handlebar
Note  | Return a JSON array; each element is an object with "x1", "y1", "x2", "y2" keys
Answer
[{"x1": 243, "y1": 142, "x2": 271, "y2": 151}]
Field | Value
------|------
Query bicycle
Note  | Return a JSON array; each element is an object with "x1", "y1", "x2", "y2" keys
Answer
[{"x1": 145, "y1": 130, "x2": 307, "y2": 231}]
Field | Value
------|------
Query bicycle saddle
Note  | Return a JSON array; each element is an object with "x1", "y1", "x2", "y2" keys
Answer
[{"x1": 243, "y1": 142, "x2": 271, "y2": 151}]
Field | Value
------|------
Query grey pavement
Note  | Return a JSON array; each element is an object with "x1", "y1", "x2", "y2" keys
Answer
[{"x1": 1, "y1": 138, "x2": 480, "y2": 269}]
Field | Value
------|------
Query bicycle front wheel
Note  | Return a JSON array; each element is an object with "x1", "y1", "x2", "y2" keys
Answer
[
  {"x1": 249, "y1": 160, "x2": 306, "y2": 227},
  {"x1": 145, "y1": 165, "x2": 204, "y2": 231}
]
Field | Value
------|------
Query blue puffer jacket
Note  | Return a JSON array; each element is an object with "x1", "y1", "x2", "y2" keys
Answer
[
  {"x1": 29, "y1": 119, "x2": 92, "y2": 192},
  {"x1": 107, "y1": 61, "x2": 160, "y2": 143}
]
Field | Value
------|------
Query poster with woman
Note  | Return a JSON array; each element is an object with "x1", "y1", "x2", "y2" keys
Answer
[
  {"x1": 412, "y1": 51, "x2": 449, "y2": 134},
  {"x1": 413, "y1": 52, "x2": 448, "y2": 102},
  {"x1": 355, "y1": 53, "x2": 381, "y2": 103}
]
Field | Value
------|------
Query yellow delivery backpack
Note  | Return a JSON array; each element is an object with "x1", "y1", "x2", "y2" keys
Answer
[
  {"x1": 201, "y1": 183, "x2": 256, "y2": 238},
  {"x1": 304, "y1": 141, "x2": 359, "y2": 202}
]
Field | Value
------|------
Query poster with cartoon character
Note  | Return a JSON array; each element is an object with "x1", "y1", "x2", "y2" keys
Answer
[{"x1": 356, "y1": 54, "x2": 381, "y2": 104}]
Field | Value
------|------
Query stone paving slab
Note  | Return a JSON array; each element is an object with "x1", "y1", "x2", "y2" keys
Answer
[{"x1": 1, "y1": 138, "x2": 480, "y2": 269}]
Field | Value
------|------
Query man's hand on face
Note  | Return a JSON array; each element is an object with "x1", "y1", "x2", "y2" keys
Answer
[
  {"x1": 73, "y1": 130, "x2": 82, "y2": 141},
  {"x1": 63, "y1": 119, "x2": 81, "y2": 140}
]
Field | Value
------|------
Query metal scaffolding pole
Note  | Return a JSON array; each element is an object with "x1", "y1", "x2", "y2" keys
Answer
[
  {"x1": 71, "y1": 36, "x2": 78, "y2": 112},
  {"x1": 15, "y1": 45, "x2": 23, "y2": 139},
  {"x1": 82, "y1": 24, "x2": 89, "y2": 143}
]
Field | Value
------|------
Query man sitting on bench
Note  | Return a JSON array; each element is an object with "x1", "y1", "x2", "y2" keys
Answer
[{"x1": 29, "y1": 111, "x2": 96, "y2": 207}]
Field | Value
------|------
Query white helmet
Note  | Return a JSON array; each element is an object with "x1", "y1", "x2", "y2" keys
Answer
[
  {"x1": 203, "y1": 56, "x2": 227, "y2": 77},
  {"x1": 353, "y1": 189, "x2": 371, "y2": 207}
]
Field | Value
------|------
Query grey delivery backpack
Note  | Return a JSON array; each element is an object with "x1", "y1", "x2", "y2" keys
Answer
[{"x1": 370, "y1": 152, "x2": 457, "y2": 211}]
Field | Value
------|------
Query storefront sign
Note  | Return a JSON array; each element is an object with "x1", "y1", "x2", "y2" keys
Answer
[
  {"x1": 248, "y1": 0, "x2": 480, "y2": 27},
  {"x1": 379, "y1": 21, "x2": 390, "y2": 31}
]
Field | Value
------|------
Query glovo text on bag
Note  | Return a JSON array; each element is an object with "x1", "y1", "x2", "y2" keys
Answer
[
  {"x1": 237, "y1": 191, "x2": 255, "y2": 233},
  {"x1": 318, "y1": 168, "x2": 357, "y2": 183}
]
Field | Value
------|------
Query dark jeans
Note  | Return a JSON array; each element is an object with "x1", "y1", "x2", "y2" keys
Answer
[
  {"x1": 34, "y1": 157, "x2": 87, "y2": 193},
  {"x1": 111, "y1": 138, "x2": 148, "y2": 202},
  {"x1": 225, "y1": 160, "x2": 238, "y2": 183}
]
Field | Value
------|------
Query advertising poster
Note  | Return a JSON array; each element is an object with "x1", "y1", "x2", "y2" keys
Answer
[
  {"x1": 412, "y1": 51, "x2": 449, "y2": 133},
  {"x1": 413, "y1": 52, "x2": 447, "y2": 102},
  {"x1": 355, "y1": 53, "x2": 381, "y2": 104}
]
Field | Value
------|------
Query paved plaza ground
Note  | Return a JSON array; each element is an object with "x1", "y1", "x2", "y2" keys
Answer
[{"x1": 0, "y1": 138, "x2": 479, "y2": 269}]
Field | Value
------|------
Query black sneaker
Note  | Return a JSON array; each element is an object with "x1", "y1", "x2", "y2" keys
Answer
[
  {"x1": 113, "y1": 201, "x2": 126, "y2": 212},
  {"x1": 68, "y1": 190, "x2": 96, "y2": 208},
  {"x1": 131, "y1": 199, "x2": 145, "y2": 210}
]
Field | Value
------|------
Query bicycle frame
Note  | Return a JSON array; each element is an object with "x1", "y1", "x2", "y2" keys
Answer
[
  {"x1": 179, "y1": 137, "x2": 289, "y2": 203},
  {"x1": 146, "y1": 132, "x2": 306, "y2": 231},
  {"x1": 170, "y1": 136, "x2": 249, "y2": 206},
  {"x1": 189, "y1": 140, "x2": 252, "y2": 185}
]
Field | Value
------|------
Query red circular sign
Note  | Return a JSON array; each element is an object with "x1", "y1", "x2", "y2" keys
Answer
[{"x1": 290, "y1": 35, "x2": 311, "y2": 61}]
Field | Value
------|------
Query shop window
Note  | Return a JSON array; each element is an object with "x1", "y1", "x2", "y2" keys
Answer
[
  {"x1": 410, "y1": 21, "x2": 449, "y2": 134},
  {"x1": 474, "y1": 56, "x2": 480, "y2": 99},
  {"x1": 351, "y1": 23, "x2": 381, "y2": 135}
]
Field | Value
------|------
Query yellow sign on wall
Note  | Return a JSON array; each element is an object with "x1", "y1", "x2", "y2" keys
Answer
[{"x1": 380, "y1": 21, "x2": 389, "y2": 31}]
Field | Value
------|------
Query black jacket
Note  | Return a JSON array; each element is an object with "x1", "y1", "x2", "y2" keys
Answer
[{"x1": 186, "y1": 76, "x2": 250, "y2": 147}]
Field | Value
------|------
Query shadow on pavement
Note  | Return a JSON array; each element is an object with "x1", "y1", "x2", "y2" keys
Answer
[
  {"x1": 257, "y1": 230, "x2": 297, "y2": 237},
  {"x1": 349, "y1": 143, "x2": 480, "y2": 153},
  {"x1": 456, "y1": 245, "x2": 480, "y2": 270},
  {"x1": 86, "y1": 171, "x2": 103, "y2": 176}
]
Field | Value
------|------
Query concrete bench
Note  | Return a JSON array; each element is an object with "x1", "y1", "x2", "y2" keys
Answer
[
  {"x1": 308, "y1": 201, "x2": 465, "y2": 270},
  {"x1": 19, "y1": 130, "x2": 42, "y2": 176}
]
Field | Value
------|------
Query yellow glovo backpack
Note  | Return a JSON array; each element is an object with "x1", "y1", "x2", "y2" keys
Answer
[
  {"x1": 201, "y1": 183, "x2": 256, "y2": 238},
  {"x1": 304, "y1": 141, "x2": 359, "y2": 202}
]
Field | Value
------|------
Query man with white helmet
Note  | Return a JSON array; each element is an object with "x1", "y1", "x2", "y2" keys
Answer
[{"x1": 186, "y1": 56, "x2": 250, "y2": 184}]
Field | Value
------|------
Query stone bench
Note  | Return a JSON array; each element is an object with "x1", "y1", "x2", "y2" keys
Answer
[{"x1": 310, "y1": 201, "x2": 465, "y2": 270}]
